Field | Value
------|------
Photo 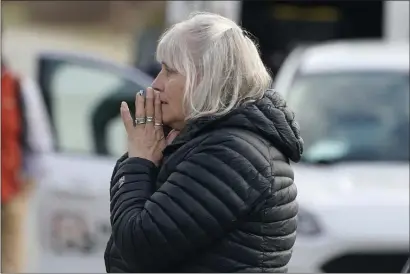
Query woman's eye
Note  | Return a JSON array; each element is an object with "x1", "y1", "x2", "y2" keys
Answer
[{"x1": 165, "y1": 68, "x2": 174, "y2": 76}]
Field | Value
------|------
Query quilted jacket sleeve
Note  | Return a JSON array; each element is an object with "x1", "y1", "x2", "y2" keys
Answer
[{"x1": 110, "y1": 138, "x2": 271, "y2": 272}]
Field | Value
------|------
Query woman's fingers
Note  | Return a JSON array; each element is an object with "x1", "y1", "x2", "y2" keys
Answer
[
  {"x1": 154, "y1": 90, "x2": 163, "y2": 126},
  {"x1": 120, "y1": 102, "x2": 133, "y2": 135},
  {"x1": 135, "y1": 90, "x2": 146, "y2": 127},
  {"x1": 145, "y1": 87, "x2": 155, "y2": 127}
]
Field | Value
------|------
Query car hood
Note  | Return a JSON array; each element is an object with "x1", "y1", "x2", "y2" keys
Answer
[{"x1": 294, "y1": 162, "x2": 409, "y2": 207}]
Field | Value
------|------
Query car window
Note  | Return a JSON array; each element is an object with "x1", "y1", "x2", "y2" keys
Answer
[
  {"x1": 49, "y1": 63, "x2": 135, "y2": 157},
  {"x1": 287, "y1": 71, "x2": 410, "y2": 163}
]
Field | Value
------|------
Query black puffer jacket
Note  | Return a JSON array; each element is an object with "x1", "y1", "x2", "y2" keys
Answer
[{"x1": 105, "y1": 89, "x2": 304, "y2": 273}]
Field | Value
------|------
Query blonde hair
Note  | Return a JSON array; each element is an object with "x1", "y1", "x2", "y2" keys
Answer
[{"x1": 156, "y1": 12, "x2": 272, "y2": 120}]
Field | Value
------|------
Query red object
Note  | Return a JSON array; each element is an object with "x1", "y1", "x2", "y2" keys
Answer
[{"x1": 1, "y1": 66, "x2": 23, "y2": 203}]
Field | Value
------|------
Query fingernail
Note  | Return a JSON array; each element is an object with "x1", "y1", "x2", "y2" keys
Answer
[
  {"x1": 138, "y1": 90, "x2": 144, "y2": 96},
  {"x1": 146, "y1": 87, "x2": 154, "y2": 98}
]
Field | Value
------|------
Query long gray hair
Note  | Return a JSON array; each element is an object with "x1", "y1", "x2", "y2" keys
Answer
[{"x1": 156, "y1": 12, "x2": 272, "y2": 120}]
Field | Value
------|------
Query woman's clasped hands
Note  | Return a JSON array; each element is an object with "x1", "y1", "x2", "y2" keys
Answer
[{"x1": 120, "y1": 87, "x2": 166, "y2": 166}]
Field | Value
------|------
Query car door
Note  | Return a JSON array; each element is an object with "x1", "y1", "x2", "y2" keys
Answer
[{"x1": 32, "y1": 51, "x2": 153, "y2": 273}]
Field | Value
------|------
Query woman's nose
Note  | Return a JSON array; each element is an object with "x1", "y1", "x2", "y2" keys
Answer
[{"x1": 151, "y1": 76, "x2": 163, "y2": 93}]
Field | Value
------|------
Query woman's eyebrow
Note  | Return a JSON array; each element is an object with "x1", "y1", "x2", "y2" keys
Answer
[{"x1": 162, "y1": 62, "x2": 177, "y2": 72}]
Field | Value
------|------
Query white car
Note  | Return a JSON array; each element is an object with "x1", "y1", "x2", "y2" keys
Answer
[
  {"x1": 29, "y1": 51, "x2": 154, "y2": 272},
  {"x1": 274, "y1": 40, "x2": 410, "y2": 273}
]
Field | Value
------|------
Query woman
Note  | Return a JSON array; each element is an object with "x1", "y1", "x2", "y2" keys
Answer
[{"x1": 105, "y1": 12, "x2": 303, "y2": 273}]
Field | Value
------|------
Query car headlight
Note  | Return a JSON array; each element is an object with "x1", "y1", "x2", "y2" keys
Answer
[{"x1": 297, "y1": 208, "x2": 323, "y2": 236}]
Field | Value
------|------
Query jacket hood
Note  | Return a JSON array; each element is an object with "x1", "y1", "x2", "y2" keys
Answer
[{"x1": 170, "y1": 89, "x2": 304, "y2": 162}]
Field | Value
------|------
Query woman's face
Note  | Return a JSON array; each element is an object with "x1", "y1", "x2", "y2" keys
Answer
[{"x1": 152, "y1": 63, "x2": 186, "y2": 130}]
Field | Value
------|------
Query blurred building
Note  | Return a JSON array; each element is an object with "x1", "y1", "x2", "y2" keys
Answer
[
  {"x1": 3, "y1": 1, "x2": 409, "y2": 78},
  {"x1": 4, "y1": 1, "x2": 166, "y2": 30},
  {"x1": 2, "y1": 1, "x2": 167, "y2": 79},
  {"x1": 164, "y1": 1, "x2": 409, "y2": 75}
]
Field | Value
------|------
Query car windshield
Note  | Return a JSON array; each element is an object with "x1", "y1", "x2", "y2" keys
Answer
[{"x1": 286, "y1": 71, "x2": 410, "y2": 163}]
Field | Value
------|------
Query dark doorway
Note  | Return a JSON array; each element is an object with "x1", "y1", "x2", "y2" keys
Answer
[{"x1": 240, "y1": 1, "x2": 383, "y2": 76}]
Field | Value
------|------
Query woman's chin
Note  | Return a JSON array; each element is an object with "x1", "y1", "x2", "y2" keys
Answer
[
  {"x1": 162, "y1": 118, "x2": 176, "y2": 130},
  {"x1": 161, "y1": 115, "x2": 171, "y2": 126},
  {"x1": 162, "y1": 117, "x2": 185, "y2": 131}
]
